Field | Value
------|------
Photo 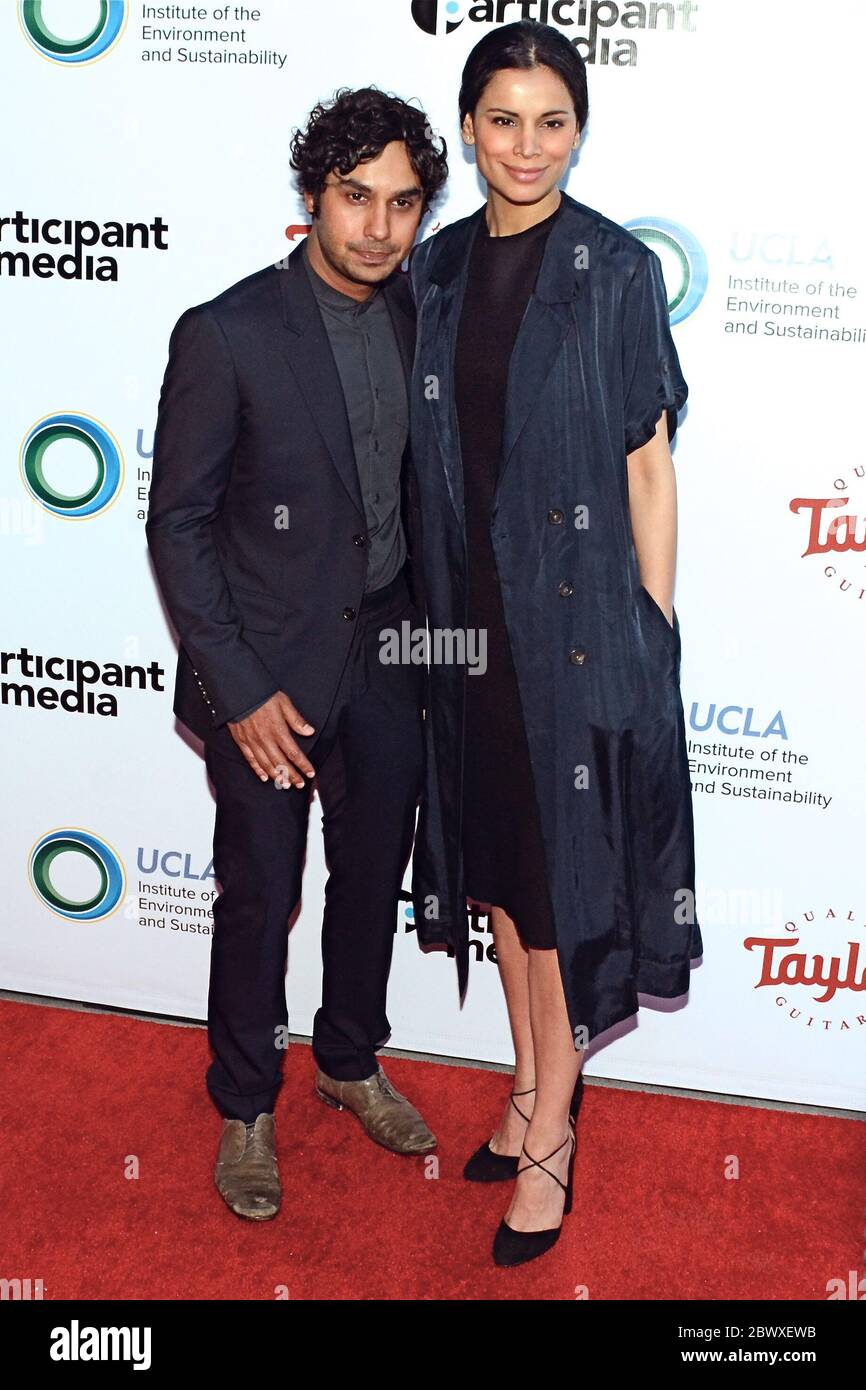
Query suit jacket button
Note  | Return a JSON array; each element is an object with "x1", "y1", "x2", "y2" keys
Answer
[
  {"x1": 343, "y1": 606, "x2": 356, "y2": 620},
  {"x1": 548, "y1": 508, "x2": 564, "y2": 525},
  {"x1": 352, "y1": 534, "x2": 368, "y2": 547},
  {"x1": 559, "y1": 581, "x2": 574, "y2": 597},
  {"x1": 569, "y1": 648, "x2": 587, "y2": 665}
]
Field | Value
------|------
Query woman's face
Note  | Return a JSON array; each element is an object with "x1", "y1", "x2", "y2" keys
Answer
[{"x1": 462, "y1": 64, "x2": 579, "y2": 205}]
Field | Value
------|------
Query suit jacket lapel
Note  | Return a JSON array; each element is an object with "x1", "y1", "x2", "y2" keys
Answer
[
  {"x1": 277, "y1": 241, "x2": 364, "y2": 517},
  {"x1": 277, "y1": 241, "x2": 417, "y2": 518}
]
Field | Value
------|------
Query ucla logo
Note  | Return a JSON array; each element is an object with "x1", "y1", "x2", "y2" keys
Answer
[
  {"x1": 30, "y1": 829, "x2": 126, "y2": 921},
  {"x1": 625, "y1": 216, "x2": 707, "y2": 325},
  {"x1": 20, "y1": 412, "x2": 124, "y2": 518},
  {"x1": 19, "y1": 1, "x2": 127, "y2": 65}
]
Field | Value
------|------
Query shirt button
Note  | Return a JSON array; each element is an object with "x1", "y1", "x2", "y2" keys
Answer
[
  {"x1": 569, "y1": 648, "x2": 587, "y2": 665},
  {"x1": 548, "y1": 508, "x2": 565, "y2": 525},
  {"x1": 343, "y1": 607, "x2": 356, "y2": 621},
  {"x1": 558, "y1": 581, "x2": 574, "y2": 597}
]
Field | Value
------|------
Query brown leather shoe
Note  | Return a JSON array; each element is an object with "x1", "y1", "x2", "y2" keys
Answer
[
  {"x1": 214, "y1": 1112, "x2": 281, "y2": 1220},
  {"x1": 314, "y1": 1065, "x2": 437, "y2": 1155}
]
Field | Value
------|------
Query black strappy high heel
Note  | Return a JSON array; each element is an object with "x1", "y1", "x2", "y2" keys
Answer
[
  {"x1": 464, "y1": 1073, "x2": 585, "y2": 1183},
  {"x1": 463, "y1": 1086, "x2": 535, "y2": 1182},
  {"x1": 492, "y1": 1119, "x2": 576, "y2": 1267}
]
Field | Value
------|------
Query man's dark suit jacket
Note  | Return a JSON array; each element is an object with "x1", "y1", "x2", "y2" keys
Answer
[{"x1": 146, "y1": 238, "x2": 424, "y2": 759}]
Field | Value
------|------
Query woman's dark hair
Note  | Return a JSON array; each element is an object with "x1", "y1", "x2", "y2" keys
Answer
[
  {"x1": 290, "y1": 87, "x2": 448, "y2": 216},
  {"x1": 458, "y1": 20, "x2": 589, "y2": 132}
]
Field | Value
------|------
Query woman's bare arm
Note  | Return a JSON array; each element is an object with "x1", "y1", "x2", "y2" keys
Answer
[{"x1": 626, "y1": 409, "x2": 678, "y2": 625}]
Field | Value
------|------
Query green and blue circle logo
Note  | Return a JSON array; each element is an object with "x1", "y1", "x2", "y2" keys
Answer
[
  {"x1": 20, "y1": 412, "x2": 124, "y2": 518},
  {"x1": 625, "y1": 217, "x2": 707, "y2": 324},
  {"x1": 30, "y1": 829, "x2": 126, "y2": 921},
  {"x1": 19, "y1": 1, "x2": 127, "y2": 65}
]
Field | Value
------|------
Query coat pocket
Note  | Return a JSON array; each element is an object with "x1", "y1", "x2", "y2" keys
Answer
[
  {"x1": 638, "y1": 584, "x2": 679, "y2": 651},
  {"x1": 230, "y1": 583, "x2": 289, "y2": 634},
  {"x1": 636, "y1": 584, "x2": 683, "y2": 695}
]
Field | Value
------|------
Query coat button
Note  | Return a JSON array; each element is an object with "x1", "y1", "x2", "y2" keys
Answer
[
  {"x1": 558, "y1": 581, "x2": 574, "y2": 597},
  {"x1": 352, "y1": 534, "x2": 368, "y2": 547},
  {"x1": 342, "y1": 606, "x2": 356, "y2": 620},
  {"x1": 547, "y1": 508, "x2": 564, "y2": 525},
  {"x1": 569, "y1": 648, "x2": 587, "y2": 665}
]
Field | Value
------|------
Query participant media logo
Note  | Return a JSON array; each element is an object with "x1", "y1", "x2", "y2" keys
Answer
[
  {"x1": 625, "y1": 216, "x2": 707, "y2": 324},
  {"x1": 411, "y1": 0, "x2": 465, "y2": 34},
  {"x1": 409, "y1": 0, "x2": 699, "y2": 62},
  {"x1": 19, "y1": 0, "x2": 128, "y2": 64},
  {"x1": 20, "y1": 412, "x2": 124, "y2": 518},
  {"x1": 29, "y1": 829, "x2": 126, "y2": 921}
]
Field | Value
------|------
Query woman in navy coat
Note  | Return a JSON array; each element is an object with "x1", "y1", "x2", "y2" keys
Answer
[{"x1": 408, "y1": 20, "x2": 702, "y2": 1266}]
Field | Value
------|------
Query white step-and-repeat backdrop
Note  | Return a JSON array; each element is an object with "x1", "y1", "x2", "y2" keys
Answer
[{"x1": 2, "y1": 0, "x2": 864, "y2": 1110}]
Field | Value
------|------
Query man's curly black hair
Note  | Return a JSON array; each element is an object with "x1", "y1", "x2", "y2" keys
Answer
[{"x1": 290, "y1": 87, "x2": 448, "y2": 217}]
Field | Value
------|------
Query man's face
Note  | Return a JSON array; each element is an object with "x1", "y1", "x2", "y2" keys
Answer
[{"x1": 304, "y1": 139, "x2": 424, "y2": 299}]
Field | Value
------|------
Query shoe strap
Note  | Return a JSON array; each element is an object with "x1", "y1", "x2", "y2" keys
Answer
[
  {"x1": 509, "y1": 1086, "x2": 536, "y2": 1124},
  {"x1": 516, "y1": 1125, "x2": 575, "y2": 1194}
]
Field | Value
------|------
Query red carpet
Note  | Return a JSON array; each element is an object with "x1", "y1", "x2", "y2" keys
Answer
[{"x1": 1, "y1": 999, "x2": 863, "y2": 1301}]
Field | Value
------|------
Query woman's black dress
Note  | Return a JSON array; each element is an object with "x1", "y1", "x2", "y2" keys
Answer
[{"x1": 453, "y1": 200, "x2": 564, "y2": 949}]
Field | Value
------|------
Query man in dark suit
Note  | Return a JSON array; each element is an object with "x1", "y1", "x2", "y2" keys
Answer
[{"x1": 146, "y1": 89, "x2": 447, "y2": 1220}]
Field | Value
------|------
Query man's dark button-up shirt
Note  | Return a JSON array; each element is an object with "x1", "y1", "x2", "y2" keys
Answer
[{"x1": 303, "y1": 237, "x2": 408, "y2": 593}]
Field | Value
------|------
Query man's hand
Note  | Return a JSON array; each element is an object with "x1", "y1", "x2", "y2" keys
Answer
[{"x1": 228, "y1": 692, "x2": 316, "y2": 788}]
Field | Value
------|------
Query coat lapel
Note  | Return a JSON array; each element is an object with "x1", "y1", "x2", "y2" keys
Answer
[
  {"x1": 422, "y1": 207, "x2": 485, "y2": 524},
  {"x1": 499, "y1": 203, "x2": 581, "y2": 492},
  {"x1": 382, "y1": 272, "x2": 415, "y2": 380},
  {"x1": 421, "y1": 197, "x2": 581, "y2": 520}
]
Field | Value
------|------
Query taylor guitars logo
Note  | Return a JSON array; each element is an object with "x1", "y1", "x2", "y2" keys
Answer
[
  {"x1": 789, "y1": 463, "x2": 865, "y2": 605},
  {"x1": 744, "y1": 906, "x2": 866, "y2": 1035}
]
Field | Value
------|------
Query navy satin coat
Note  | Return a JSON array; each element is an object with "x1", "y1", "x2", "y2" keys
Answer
[{"x1": 407, "y1": 191, "x2": 703, "y2": 1044}]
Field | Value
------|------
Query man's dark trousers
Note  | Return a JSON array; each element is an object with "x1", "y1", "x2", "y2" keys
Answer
[{"x1": 203, "y1": 568, "x2": 423, "y2": 1124}]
